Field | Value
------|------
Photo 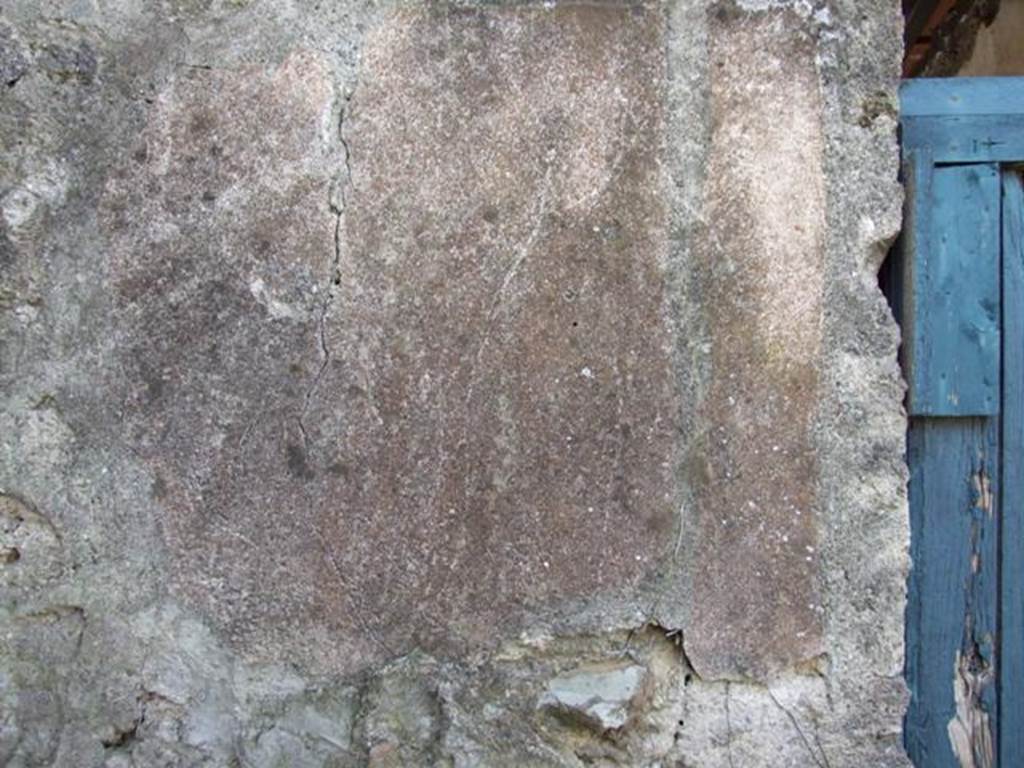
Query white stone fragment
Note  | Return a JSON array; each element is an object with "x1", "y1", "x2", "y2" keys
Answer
[{"x1": 539, "y1": 663, "x2": 647, "y2": 732}]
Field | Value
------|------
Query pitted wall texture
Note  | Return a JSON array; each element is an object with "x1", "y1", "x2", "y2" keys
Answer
[{"x1": 0, "y1": 1, "x2": 909, "y2": 766}]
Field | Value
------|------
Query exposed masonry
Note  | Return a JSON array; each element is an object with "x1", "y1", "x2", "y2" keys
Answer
[{"x1": 0, "y1": 0, "x2": 908, "y2": 765}]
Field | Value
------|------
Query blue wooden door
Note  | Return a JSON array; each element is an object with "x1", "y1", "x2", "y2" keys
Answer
[{"x1": 899, "y1": 78, "x2": 1024, "y2": 767}]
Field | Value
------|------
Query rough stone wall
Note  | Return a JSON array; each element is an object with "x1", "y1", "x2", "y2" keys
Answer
[{"x1": 0, "y1": 1, "x2": 908, "y2": 766}]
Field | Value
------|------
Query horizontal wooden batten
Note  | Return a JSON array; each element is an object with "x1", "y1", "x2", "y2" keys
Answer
[{"x1": 903, "y1": 115, "x2": 1024, "y2": 163}]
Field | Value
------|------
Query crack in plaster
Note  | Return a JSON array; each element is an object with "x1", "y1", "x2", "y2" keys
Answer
[
  {"x1": 767, "y1": 686, "x2": 829, "y2": 768},
  {"x1": 296, "y1": 87, "x2": 354, "y2": 453}
]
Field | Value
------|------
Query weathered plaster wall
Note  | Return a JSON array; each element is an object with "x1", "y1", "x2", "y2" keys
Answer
[
  {"x1": 959, "y1": 0, "x2": 1024, "y2": 75},
  {"x1": 0, "y1": 1, "x2": 908, "y2": 766}
]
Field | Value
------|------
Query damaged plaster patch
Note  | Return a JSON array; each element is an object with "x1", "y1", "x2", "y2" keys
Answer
[
  {"x1": 248, "y1": 277, "x2": 304, "y2": 321},
  {"x1": 0, "y1": 491, "x2": 64, "y2": 588},
  {"x1": 1, "y1": 161, "x2": 68, "y2": 234}
]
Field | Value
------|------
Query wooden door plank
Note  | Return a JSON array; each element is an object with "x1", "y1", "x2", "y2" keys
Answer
[
  {"x1": 905, "y1": 417, "x2": 999, "y2": 768},
  {"x1": 904, "y1": 163, "x2": 1000, "y2": 416},
  {"x1": 1001, "y1": 171, "x2": 1024, "y2": 767}
]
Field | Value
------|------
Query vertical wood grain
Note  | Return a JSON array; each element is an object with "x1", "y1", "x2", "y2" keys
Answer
[
  {"x1": 905, "y1": 162, "x2": 1000, "y2": 416},
  {"x1": 900, "y1": 125, "x2": 1001, "y2": 768},
  {"x1": 905, "y1": 417, "x2": 999, "y2": 767},
  {"x1": 1000, "y1": 171, "x2": 1024, "y2": 767}
]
